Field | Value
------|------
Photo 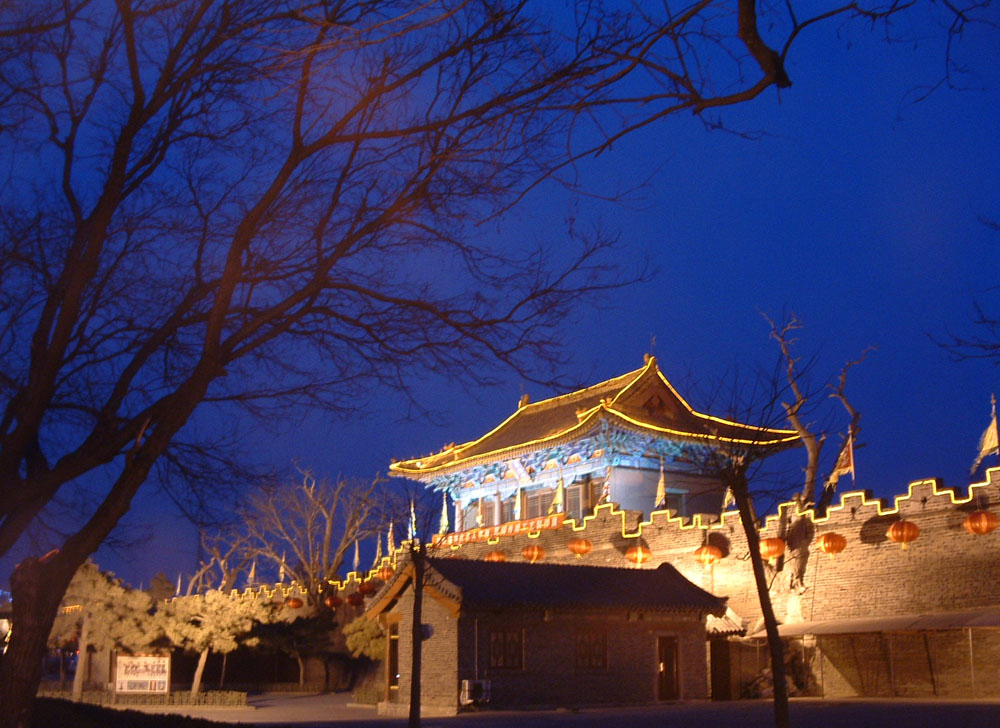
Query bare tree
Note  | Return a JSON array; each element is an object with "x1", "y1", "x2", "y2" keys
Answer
[
  {"x1": 0, "y1": 1, "x2": 988, "y2": 724},
  {"x1": 240, "y1": 470, "x2": 382, "y2": 607},
  {"x1": 0, "y1": 4, "x2": 641, "y2": 721},
  {"x1": 764, "y1": 313, "x2": 826, "y2": 504}
]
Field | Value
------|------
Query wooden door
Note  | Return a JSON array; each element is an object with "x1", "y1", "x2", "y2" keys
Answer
[{"x1": 657, "y1": 636, "x2": 679, "y2": 700}]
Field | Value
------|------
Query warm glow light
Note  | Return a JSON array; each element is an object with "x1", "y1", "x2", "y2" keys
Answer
[
  {"x1": 886, "y1": 520, "x2": 920, "y2": 549},
  {"x1": 568, "y1": 537, "x2": 592, "y2": 558},
  {"x1": 324, "y1": 594, "x2": 343, "y2": 609},
  {"x1": 759, "y1": 537, "x2": 786, "y2": 563},
  {"x1": 484, "y1": 550, "x2": 507, "y2": 562},
  {"x1": 694, "y1": 544, "x2": 722, "y2": 569},
  {"x1": 816, "y1": 532, "x2": 847, "y2": 557},
  {"x1": 521, "y1": 544, "x2": 545, "y2": 563},
  {"x1": 963, "y1": 510, "x2": 999, "y2": 535},
  {"x1": 625, "y1": 544, "x2": 652, "y2": 565},
  {"x1": 285, "y1": 597, "x2": 303, "y2": 609},
  {"x1": 377, "y1": 565, "x2": 396, "y2": 582}
]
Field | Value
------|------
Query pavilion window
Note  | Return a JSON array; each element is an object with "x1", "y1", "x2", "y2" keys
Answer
[
  {"x1": 566, "y1": 485, "x2": 582, "y2": 520},
  {"x1": 489, "y1": 629, "x2": 524, "y2": 669},
  {"x1": 525, "y1": 488, "x2": 553, "y2": 519},
  {"x1": 502, "y1": 498, "x2": 515, "y2": 523}
]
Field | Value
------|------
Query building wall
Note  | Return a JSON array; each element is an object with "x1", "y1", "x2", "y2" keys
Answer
[
  {"x1": 457, "y1": 609, "x2": 708, "y2": 708},
  {"x1": 423, "y1": 467, "x2": 1000, "y2": 699},
  {"x1": 381, "y1": 582, "x2": 459, "y2": 716}
]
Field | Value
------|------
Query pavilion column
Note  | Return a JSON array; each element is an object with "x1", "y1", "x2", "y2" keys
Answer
[
  {"x1": 455, "y1": 499, "x2": 464, "y2": 532},
  {"x1": 494, "y1": 491, "x2": 503, "y2": 525}
]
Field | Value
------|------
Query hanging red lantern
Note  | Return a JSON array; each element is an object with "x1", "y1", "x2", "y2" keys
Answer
[
  {"x1": 285, "y1": 597, "x2": 304, "y2": 609},
  {"x1": 484, "y1": 550, "x2": 507, "y2": 562},
  {"x1": 694, "y1": 544, "x2": 722, "y2": 569},
  {"x1": 886, "y1": 520, "x2": 920, "y2": 549},
  {"x1": 324, "y1": 594, "x2": 343, "y2": 609},
  {"x1": 963, "y1": 510, "x2": 999, "y2": 535},
  {"x1": 759, "y1": 537, "x2": 786, "y2": 563},
  {"x1": 357, "y1": 580, "x2": 376, "y2": 596},
  {"x1": 346, "y1": 591, "x2": 365, "y2": 606},
  {"x1": 816, "y1": 532, "x2": 847, "y2": 557},
  {"x1": 377, "y1": 565, "x2": 396, "y2": 582},
  {"x1": 521, "y1": 544, "x2": 545, "y2": 563},
  {"x1": 567, "y1": 537, "x2": 592, "y2": 558},
  {"x1": 625, "y1": 544, "x2": 652, "y2": 566}
]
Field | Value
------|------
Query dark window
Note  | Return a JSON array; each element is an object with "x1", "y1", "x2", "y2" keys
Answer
[
  {"x1": 489, "y1": 630, "x2": 523, "y2": 669},
  {"x1": 525, "y1": 489, "x2": 553, "y2": 519},
  {"x1": 575, "y1": 632, "x2": 607, "y2": 670},
  {"x1": 566, "y1": 485, "x2": 581, "y2": 520},
  {"x1": 502, "y1": 498, "x2": 515, "y2": 523}
]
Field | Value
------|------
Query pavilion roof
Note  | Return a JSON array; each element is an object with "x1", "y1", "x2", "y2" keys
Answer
[
  {"x1": 366, "y1": 557, "x2": 727, "y2": 619},
  {"x1": 390, "y1": 356, "x2": 799, "y2": 478}
]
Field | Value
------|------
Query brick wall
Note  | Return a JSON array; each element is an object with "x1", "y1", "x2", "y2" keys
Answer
[
  {"x1": 458, "y1": 609, "x2": 708, "y2": 707},
  {"x1": 417, "y1": 467, "x2": 1000, "y2": 699},
  {"x1": 388, "y1": 584, "x2": 459, "y2": 715}
]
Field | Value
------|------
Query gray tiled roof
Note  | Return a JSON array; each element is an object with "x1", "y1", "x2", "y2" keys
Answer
[{"x1": 426, "y1": 557, "x2": 726, "y2": 616}]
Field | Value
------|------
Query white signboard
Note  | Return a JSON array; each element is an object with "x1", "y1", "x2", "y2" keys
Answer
[{"x1": 115, "y1": 654, "x2": 170, "y2": 693}]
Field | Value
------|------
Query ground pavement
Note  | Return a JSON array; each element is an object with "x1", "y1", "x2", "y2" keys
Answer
[{"x1": 125, "y1": 692, "x2": 1000, "y2": 728}]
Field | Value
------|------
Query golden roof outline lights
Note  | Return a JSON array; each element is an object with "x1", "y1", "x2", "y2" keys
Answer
[{"x1": 390, "y1": 356, "x2": 799, "y2": 476}]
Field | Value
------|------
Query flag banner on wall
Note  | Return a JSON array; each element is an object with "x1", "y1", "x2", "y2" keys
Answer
[
  {"x1": 826, "y1": 429, "x2": 855, "y2": 489},
  {"x1": 972, "y1": 394, "x2": 999, "y2": 475}
]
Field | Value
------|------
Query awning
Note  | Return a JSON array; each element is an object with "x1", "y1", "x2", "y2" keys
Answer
[
  {"x1": 749, "y1": 606, "x2": 1000, "y2": 638},
  {"x1": 707, "y1": 607, "x2": 745, "y2": 636}
]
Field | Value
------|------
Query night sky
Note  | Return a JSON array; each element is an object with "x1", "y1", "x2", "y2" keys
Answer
[{"x1": 25, "y1": 11, "x2": 999, "y2": 590}]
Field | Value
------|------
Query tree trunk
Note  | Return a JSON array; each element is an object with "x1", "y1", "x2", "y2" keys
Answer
[
  {"x1": 297, "y1": 654, "x2": 306, "y2": 688},
  {"x1": 219, "y1": 652, "x2": 227, "y2": 689},
  {"x1": 0, "y1": 554, "x2": 77, "y2": 728},
  {"x1": 190, "y1": 647, "x2": 210, "y2": 699},
  {"x1": 731, "y1": 470, "x2": 791, "y2": 728},
  {"x1": 71, "y1": 618, "x2": 90, "y2": 702},
  {"x1": 407, "y1": 545, "x2": 424, "y2": 728}
]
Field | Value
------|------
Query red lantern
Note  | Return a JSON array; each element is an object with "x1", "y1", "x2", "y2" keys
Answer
[
  {"x1": 963, "y1": 510, "x2": 999, "y2": 535},
  {"x1": 694, "y1": 544, "x2": 722, "y2": 569},
  {"x1": 886, "y1": 520, "x2": 920, "y2": 549},
  {"x1": 816, "y1": 532, "x2": 847, "y2": 557},
  {"x1": 324, "y1": 594, "x2": 343, "y2": 609},
  {"x1": 759, "y1": 537, "x2": 786, "y2": 563},
  {"x1": 285, "y1": 597, "x2": 303, "y2": 609},
  {"x1": 346, "y1": 591, "x2": 365, "y2": 606},
  {"x1": 483, "y1": 550, "x2": 507, "y2": 562},
  {"x1": 358, "y1": 580, "x2": 376, "y2": 596},
  {"x1": 521, "y1": 544, "x2": 545, "y2": 563},
  {"x1": 567, "y1": 537, "x2": 592, "y2": 558},
  {"x1": 625, "y1": 544, "x2": 652, "y2": 566},
  {"x1": 377, "y1": 565, "x2": 396, "y2": 582}
]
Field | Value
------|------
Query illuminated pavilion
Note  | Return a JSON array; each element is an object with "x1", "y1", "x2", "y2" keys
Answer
[{"x1": 390, "y1": 355, "x2": 799, "y2": 540}]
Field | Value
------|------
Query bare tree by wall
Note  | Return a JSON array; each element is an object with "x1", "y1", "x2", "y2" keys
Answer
[
  {"x1": 682, "y1": 365, "x2": 803, "y2": 728},
  {"x1": 240, "y1": 470, "x2": 382, "y2": 606}
]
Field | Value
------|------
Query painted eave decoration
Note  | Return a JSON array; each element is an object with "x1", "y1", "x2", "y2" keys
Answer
[{"x1": 389, "y1": 356, "x2": 800, "y2": 477}]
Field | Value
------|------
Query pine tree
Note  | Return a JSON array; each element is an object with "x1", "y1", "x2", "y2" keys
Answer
[{"x1": 48, "y1": 561, "x2": 159, "y2": 701}]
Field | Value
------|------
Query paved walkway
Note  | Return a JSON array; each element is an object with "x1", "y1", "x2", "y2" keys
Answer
[{"x1": 124, "y1": 692, "x2": 1000, "y2": 728}]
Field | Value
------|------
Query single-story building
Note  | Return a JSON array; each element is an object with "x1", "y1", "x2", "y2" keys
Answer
[{"x1": 365, "y1": 556, "x2": 726, "y2": 717}]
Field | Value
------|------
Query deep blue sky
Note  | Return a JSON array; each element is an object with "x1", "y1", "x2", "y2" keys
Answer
[{"x1": 83, "y1": 13, "x2": 1000, "y2": 588}]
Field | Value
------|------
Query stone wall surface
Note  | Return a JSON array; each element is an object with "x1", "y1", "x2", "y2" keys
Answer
[{"x1": 424, "y1": 468, "x2": 1000, "y2": 630}]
